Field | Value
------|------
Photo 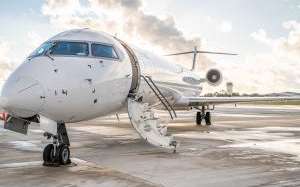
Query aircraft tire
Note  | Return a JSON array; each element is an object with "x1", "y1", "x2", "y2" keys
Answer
[
  {"x1": 58, "y1": 144, "x2": 71, "y2": 165},
  {"x1": 43, "y1": 144, "x2": 56, "y2": 163},
  {"x1": 196, "y1": 111, "x2": 202, "y2": 125},
  {"x1": 204, "y1": 112, "x2": 211, "y2": 126}
]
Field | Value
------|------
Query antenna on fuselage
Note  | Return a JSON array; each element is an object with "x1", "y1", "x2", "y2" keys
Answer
[{"x1": 165, "y1": 46, "x2": 237, "y2": 71}]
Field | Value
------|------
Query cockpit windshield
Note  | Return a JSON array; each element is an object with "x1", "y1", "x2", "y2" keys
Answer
[
  {"x1": 91, "y1": 43, "x2": 118, "y2": 59},
  {"x1": 50, "y1": 41, "x2": 89, "y2": 56},
  {"x1": 28, "y1": 41, "x2": 89, "y2": 59}
]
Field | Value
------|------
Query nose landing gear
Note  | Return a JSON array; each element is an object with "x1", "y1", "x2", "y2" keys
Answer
[{"x1": 43, "y1": 123, "x2": 71, "y2": 167}]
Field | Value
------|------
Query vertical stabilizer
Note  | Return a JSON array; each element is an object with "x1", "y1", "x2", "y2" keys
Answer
[{"x1": 191, "y1": 46, "x2": 198, "y2": 71}]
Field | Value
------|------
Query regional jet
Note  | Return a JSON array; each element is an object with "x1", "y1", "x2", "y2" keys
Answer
[{"x1": 0, "y1": 29, "x2": 298, "y2": 166}]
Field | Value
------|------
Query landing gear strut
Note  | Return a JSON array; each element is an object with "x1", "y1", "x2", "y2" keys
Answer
[
  {"x1": 43, "y1": 122, "x2": 71, "y2": 166},
  {"x1": 196, "y1": 106, "x2": 212, "y2": 126}
]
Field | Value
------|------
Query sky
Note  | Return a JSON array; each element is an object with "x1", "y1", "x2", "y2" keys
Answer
[{"x1": 0, "y1": 0, "x2": 300, "y2": 94}]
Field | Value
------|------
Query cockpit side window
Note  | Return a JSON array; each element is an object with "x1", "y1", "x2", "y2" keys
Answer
[
  {"x1": 91, "y1": 43, "x2": 118, "y2": 59},
  {"x1": 28, "y1": 42, "x2": 54, "y2": 58},
  {"x1": 50, "y1": 41, "x2": 89, "y2": 56}
]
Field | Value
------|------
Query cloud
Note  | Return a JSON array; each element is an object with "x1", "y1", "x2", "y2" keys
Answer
[
  {"x1": 219, "y1": 21, "x2": 232, "y2": 33},
  {"x1": 250, "y1": 29, "x2": 274, "y2": 46},
  {"x1": 252, "y1": 21, "x2": 300, "y2": 60},
  {"x1": 0, "y1": 42, "x2": 15, "y2": 85},
  {"x1": 27, "y1": 31, "x2": 44, "y2": 50},
  {"x1": 90, "y1": 0, "x2": 142, "y2": 11},
  {"x1": 280, "y1": 20, "x2": 300, "y2": 59},
  {"x1": 41, "y1": 0, "x2": 213, "y2": 70},
  {"x1": 239, "y1": 20, "x2": 300, "y2": 93},
  {"x1": 42, "y1": 0, "x2": 80, "y2": 17}
]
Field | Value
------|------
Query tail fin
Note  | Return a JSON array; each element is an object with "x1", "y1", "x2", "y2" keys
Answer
[{"x1": 165, "y1": 46, "x2": 237, "y2": 71}]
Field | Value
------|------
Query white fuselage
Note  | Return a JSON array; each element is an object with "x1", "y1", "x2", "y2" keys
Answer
[{"x1": 1, "y1": 29, "x2": 203, "y2": 123}]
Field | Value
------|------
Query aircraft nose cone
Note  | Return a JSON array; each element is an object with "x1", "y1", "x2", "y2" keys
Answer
[{"x1": 2, "y1": 76, "x2": 45, "y2": 118}]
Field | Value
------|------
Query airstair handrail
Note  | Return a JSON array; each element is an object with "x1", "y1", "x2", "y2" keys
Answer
[
  {"x1": 145, "y1": 76, "x2": 177, "y2": 118},
  {"x1": 141, "y1": 75, "x2": 177, "y2": 119}
]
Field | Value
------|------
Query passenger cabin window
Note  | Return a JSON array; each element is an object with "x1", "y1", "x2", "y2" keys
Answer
[
  {"x1": 91, "y1": 43, "x2": 118, "y2": 59},
  {"x1": 50, "y1": 41, "x2": 89, "y2": 56}
]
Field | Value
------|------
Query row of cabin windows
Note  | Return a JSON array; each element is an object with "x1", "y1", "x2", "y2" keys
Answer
[{"x1": 29, "y1": 41, "x2": 119, "y2": 59}]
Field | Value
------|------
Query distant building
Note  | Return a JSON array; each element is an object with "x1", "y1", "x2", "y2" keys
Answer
[{"x1": 226, "y1": 82, "x2": 233, "y2": 96}]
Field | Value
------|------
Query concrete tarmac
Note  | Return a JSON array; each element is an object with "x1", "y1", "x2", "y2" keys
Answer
[{"x1": 1, "y1": 104, "x2": 300, "y2": 187}]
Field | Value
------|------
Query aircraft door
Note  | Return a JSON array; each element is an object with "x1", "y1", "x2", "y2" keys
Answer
[{"x1": 114, "y1": 38, "x2": 141, "y2": 94}]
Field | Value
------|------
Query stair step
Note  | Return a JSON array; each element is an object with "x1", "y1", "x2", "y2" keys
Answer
[{"x1": 127, "y1": 98, "x2": 177, "y2": 151}]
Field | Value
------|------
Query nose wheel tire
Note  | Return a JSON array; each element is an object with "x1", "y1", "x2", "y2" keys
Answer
[
  {"x1": 43, "y1": 144, "x2": 56, "y2": 163},
  {"x1": 58, "y1": 144, "x2": 71, "y2": 165}
]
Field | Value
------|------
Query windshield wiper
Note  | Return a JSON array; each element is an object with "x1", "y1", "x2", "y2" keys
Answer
[{"x1": 45, "y1": 53, "x2": 54, "y2": 61}]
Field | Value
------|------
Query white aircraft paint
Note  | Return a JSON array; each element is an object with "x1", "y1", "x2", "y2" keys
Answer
[
  {"x1": 1, "y1": 28, "x2": 300, "y2": 155},
  {"x1": 2, "y1": 28, "x2": 298, "y2": 122},
  {"x1": 1, "y1": 29, "x2": 202, "y2": 123}
]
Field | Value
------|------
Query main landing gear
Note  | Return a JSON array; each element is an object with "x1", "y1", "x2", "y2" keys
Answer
[
  {"x1": 43, "y1": 123, "x2": 71, "y2": 166},
  {"x1": 196, "y1": 106, "x2": 212, "y2": 126}
]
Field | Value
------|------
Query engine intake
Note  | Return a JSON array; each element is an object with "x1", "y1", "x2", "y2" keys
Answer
[{"x1": 206, "y1": 69, "x2": 222, "y2": 86}]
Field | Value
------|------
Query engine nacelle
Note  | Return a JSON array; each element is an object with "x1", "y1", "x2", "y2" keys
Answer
[{"x1": 206, "y1": 69, "x2": 222, "y2": 86}]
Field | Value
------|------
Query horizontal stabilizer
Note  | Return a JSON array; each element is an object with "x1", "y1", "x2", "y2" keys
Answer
[
  {"x1": 165, "y1": 46, "x2": 237, "y2": 71},
  {"x1": 165, "y1": 50, "x2": 237, "y2": 56}
]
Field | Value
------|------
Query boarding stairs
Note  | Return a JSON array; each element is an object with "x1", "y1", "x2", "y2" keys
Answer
[{"x1": 127, "y1": 75, "x2": 177, "y2": 151}]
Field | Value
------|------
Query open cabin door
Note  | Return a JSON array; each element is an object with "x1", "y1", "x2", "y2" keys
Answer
[
  {"x1": 114, "y1": 38, "x2": 140, "y2": 94},
  {"x1": 115, "y1": 37, "x2": 177, "y2": 151}
]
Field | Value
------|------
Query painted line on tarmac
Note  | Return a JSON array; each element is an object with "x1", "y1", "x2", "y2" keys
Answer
[
  {"x1": 0, "y1": 157, "x2": 88, "y2": 169},
  {"x1": 0, "y1": 161, "x2": 42, "y2": 168}
]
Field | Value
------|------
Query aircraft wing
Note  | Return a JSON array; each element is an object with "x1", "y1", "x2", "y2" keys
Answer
[{"x1": 177, "y1": 96, "x2": 300, "y2": 106}]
